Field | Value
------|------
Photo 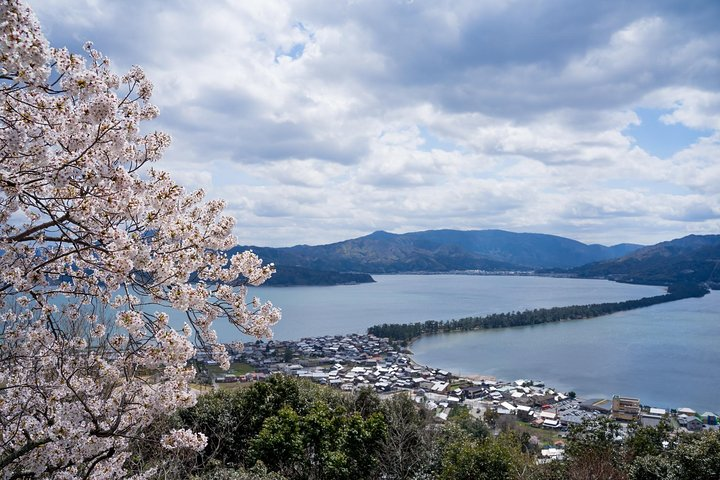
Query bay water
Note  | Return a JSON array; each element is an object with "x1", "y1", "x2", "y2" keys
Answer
[
  {"x1": 410, "y1": 288, "x2": 720, "y2": 413},
  {"x1": 243, "y1": 274, "x2": 664, "y2": 341},
  {"x1": 241, "y1": 274, "x2": 718, "y2": 413},
  {"x1": 43, "y1": 273, "x2": 713, "y2": 411}
]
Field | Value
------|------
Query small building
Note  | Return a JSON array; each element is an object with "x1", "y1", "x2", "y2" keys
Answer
[
  {"x1": 419, "y1": 381, "x2": 435, "y2": 391},
  {"x1": 542, "y1": 418, "x2": 562, "y2": 429},
  {"x1": 640, "y1": 414, "x2": 663, "y2": 428},
  {"x1": 701, "y1": 412, "x2": 718, "y2": 425},
  {"x1": 516, "y1": 405, "x2": 534, "y2": 421},
  {"x1": 431, "y1": 381, "x2": 449, "y2": 393},
  {"x1": 463, "y1": 385, "x2": 486, "y2": 399},
  {"x1": 436, "y1": 409, "x2": 450, "y2": 421},
  {"x1": 678, "y1": 414, "x2": 703, "y2": 431},
  {"x1": 611, "y1": 396, "x2": 640, "y2": 421}
]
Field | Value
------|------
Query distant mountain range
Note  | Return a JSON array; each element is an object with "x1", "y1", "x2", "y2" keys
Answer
[
  {"x1": 232, "y1": 229, "x2": 646, "y2": 286},
  {"x1": 570, "y1": 234, "x2": 720, "y2": 287}
]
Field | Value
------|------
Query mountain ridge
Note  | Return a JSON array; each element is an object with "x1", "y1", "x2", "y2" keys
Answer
[
  {"x1": 570, "y1": 234, "x2": 720, "y2": 287},
  {"x1": 232, "y1": 229, "x2": 646, "y2": 284}
]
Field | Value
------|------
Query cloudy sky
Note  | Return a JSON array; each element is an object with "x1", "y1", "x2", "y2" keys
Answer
[{"x1": 30, "y1": 0, "x2": 720, "y2": 247}]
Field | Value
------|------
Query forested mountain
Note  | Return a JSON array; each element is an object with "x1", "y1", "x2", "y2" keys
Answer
[
  {"x1": 257, "y1": 266, "x2": 374, "y2": 287},
  {"x1": 233, "y1": 229, "x2": 641, "y2": 279},
  {"x1": 571, "y1": 234, "x2": 720, "y2": 287}
]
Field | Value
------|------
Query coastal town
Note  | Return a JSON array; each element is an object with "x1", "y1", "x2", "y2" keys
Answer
[{"x1": 195, "y1": 333, "x2": 719, "y2": 461}]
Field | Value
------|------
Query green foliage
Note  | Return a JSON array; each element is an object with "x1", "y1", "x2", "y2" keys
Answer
[
  {"x1": 167, "y1": 376, "x2": 720, "y2": 480},
  {"x1": 249, "y1": 401, "x2": 386, "y2": 479},
  {"x1": 667, "y1": 430, "x2": 720, "y2": 480},
  {"x1": 438, "y1": 431, "x2": 531, "y2": 480},
  {"x1": 625, "y1": 419, "x2": 674, "y2": 460},
  {"x1": 564, "y1": 416, "x2": 625, "y2": 478},
  {"x1": 179, "y1": 375, "x2": 386, "y2": 479},
  {"x1": 627, "y1": 431, "x2": 720, "y2": 480},
  {"x1": 628, "y1": 455, "x2": 676, "y2": 480},
  {"x1": 483, "y1": 408, "x2": 499, "y2": 428},
  {"x1": 178, "y1": 375, "x2": 301, "y2": 467},
  {"x1": 563, "y1": 418, "x2": 720, "y2": 480},
  {"x1": 348, "y1": 386, "x2": 383, "y2": 418},
  {"x1": 249, "y1": 406, "x2": 304, "y2": 475},
  {"x1": 449, "y1": 407, "x2": 491, "y2": 441}
]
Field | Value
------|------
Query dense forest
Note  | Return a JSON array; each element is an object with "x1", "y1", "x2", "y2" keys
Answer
[
  {"x1": 368, "y1": 283, "x2": 710, "y2": 343},
  {"x1": 127, "y1": 375, "x2": 720, "y2": 480}
]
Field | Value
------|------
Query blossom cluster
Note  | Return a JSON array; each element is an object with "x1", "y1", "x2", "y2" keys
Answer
[
  {"x1": 0, "y1": 1, "x2": 280, "y2": 478},
  {"x1": 159, "y1": 429, "x2": 208, "y2": 452}
]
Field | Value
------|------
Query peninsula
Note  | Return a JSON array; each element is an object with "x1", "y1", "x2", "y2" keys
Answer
[{"x1": 367, "y1": 282, "x2": 710, "y2": 342}]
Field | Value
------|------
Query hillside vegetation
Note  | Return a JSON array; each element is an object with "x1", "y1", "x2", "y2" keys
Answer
[
  {"x1": 233, "y1": 229, "x2": 641, "y2": 285},
  {"x1": 234, "y1": 231, "x2": 720, "y2": 287},
  {"x1": 129, "y1": 375, "x2": 720, "y2": 480},
  {"x1": 570, "y1": 234, "x2": 720, "y2": 287}
]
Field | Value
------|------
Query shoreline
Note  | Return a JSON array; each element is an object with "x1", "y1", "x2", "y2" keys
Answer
[
  {"x1": 406, "y1": 350, "x2": 716, "y2": 415},
  {"x1": 219, "y1": 327, "x2": 718, "y2": 417}
]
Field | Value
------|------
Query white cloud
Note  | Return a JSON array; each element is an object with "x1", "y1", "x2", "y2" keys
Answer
[{"x1": 28, "y1": 0, "x2": 720, "y2": 247}]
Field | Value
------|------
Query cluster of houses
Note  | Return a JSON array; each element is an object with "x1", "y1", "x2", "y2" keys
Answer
[
  {"x1": 211, "y1": 333, "x2": 457, "y2": 393},
  {"x1": 576, "y1": 396, "x2": 719, "y2": 432},
  {"x1": 226, "y1": 333, "x2": 396, "y2": 369},
  {"x1": 197, "y1": 333, "x2": 719, "y2": 451}
]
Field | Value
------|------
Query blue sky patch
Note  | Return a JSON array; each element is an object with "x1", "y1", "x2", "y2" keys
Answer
[
  {"x1": 274, "y1": 43, "x2": 305, "y2": 62},
  {"x1": 624, "y1": 108, "x2": 712, "y2": 159},
  {"x1": 418, "y1": 126, "x2": 463, "y2": 153}
]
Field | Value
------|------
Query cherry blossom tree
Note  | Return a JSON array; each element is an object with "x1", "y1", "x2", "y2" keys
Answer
[{"x1": 0, "y1": 1, "x2": 280, "y2": 477}]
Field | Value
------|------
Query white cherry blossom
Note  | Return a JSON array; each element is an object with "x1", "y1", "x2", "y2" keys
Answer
[{"x1": 0, "y1": 1, "x2": 280, "y2": 478}]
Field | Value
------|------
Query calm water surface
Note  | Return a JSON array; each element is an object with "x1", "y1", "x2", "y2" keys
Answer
[
  {"x1": 242, "y1": 275, "x2": 664, "y2": 341},
  {"x1": 411, "y1": 290, "x2": 720, "y2": 413},
  {"x1": 243, "y1": 275, "x2": 718, "y2": 412},
  {"x1": 40, "y1": 274, "x2": 716, "y2": 409}
]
